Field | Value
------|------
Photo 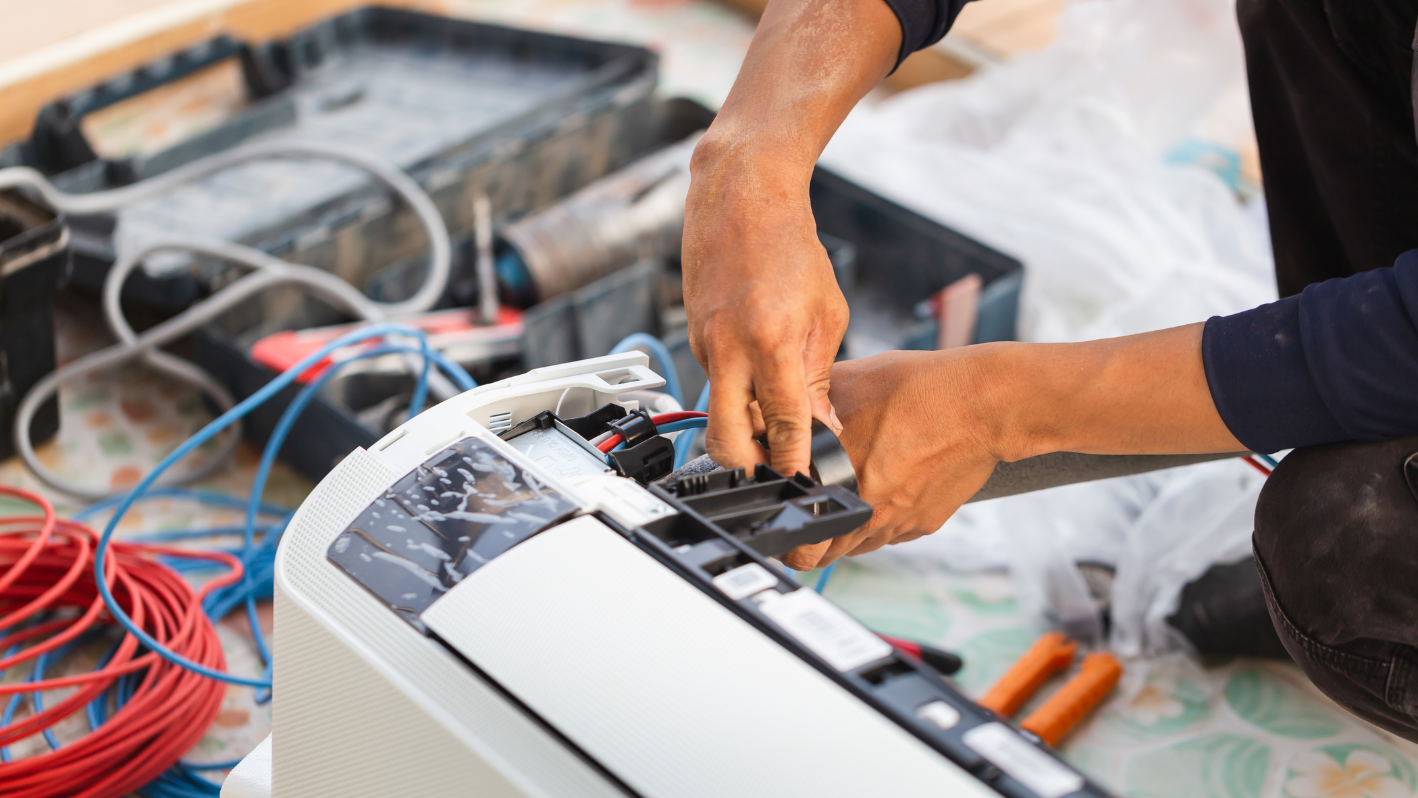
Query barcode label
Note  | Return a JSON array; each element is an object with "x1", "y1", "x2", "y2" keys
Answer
[
  {"x1": 712, "y1": 564, "x2": 780, "y2": 600},
  {"x1": 758, "y1": 589, "x2": 891, "y2": 672},
  {"x1": 962, "y1": 723, "x2": 1084, "y2": 798}
]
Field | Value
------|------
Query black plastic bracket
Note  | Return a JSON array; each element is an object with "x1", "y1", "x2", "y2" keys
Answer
[
  {"x1": 608, "y1": 436, "x2": 675, "y2": 484},
  {"x1": 658, "y1": 464, "x2": 872, "y2": 559},
  {"x1": 559, "y1": 402, "x2": 629, "y2": 440}
]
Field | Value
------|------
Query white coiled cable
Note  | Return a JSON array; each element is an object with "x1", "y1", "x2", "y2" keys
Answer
[{"x1": 4, "y1": 140, "x2": 454, "y2": 499}]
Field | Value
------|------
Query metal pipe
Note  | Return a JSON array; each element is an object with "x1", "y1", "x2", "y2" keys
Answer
[
  {"x1": 666, "y1": 450, "x2": 1247, "y2": 503},
  {"x1": 500, "y1": 133, "x2": 700, "y2": 302}
]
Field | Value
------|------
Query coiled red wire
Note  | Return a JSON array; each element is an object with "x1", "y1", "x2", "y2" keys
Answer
[{"x1": 0, "y1": 485, "x2": 235, "y2": 798}]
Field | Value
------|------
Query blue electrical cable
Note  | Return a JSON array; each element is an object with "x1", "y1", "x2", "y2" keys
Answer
[
  {"x1": 73, "y1": 488, "x2": 291, "y2": 524},
  {"x1": 1256, "y1": 453, "x2": 1278, "y2": 469},
  {"x1": 0, "y1": 616, "x2": 49, "y2": 763},
  {"x1": 125, "y1": 525, "x2": 279, "y2": 543},
  {"x1": 814, "y1": 562, "x2": 837, "y2": 594},
  {"x1": 610, "y1": 333, "x2": 682, "y2": 406},
  {"x1": 608, "y1": 416, "x2": 708, "y2": 458},
  {"x1": 656, "y1": 418, "x2": 708, "y2": 436},
  {"x1": 231, "y1": 340, "x2": 476, "y2": 701},
  {"x1": 90, "y1": 323, "x2": 471, "y2": 688},
  {"x1": 673, "y1": 380, "x2": 712, "y2": 470},
  {"x1": 74, "y1": 328, "x2": 476, "y2": 796}
]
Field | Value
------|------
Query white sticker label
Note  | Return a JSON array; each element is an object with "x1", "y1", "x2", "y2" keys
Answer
[
  {"x1": 916, "y1": 700, "x2": 962, "y2": 730},
  {"x1": 567, "y1": 474, "x2": 675, "y2": 529},
  {"x1": 712, "y1": 564, "x2": 780, "y2": 601},
  {"x1": 962, "y1": 723, "x2": 1084, "y2": 798},
  {"x1": 758, "y1": 589, "x2": 892, "y2": 672}
]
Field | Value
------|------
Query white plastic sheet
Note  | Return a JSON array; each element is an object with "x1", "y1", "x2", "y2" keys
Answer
[{"x1": 834, "y1": 0, "x2": 1278, "y2": 655}]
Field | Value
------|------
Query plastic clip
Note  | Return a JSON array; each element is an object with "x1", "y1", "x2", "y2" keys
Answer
[{"x1": 607, "y1": 437, "x2": 675, "y2": 484}]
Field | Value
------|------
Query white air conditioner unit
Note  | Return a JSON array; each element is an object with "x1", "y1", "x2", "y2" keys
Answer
[{"x1": 224, "y1": 352, "x2": 1106, "y2": 798}]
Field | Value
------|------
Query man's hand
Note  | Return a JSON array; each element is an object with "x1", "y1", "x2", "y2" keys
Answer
[
  {"x1": 681, "y1": 0, "x2": 902, "y2": 476},
  {"x1": 683, "y1": 149, "x2": 848, "y2": 476},
  {"x1": 781, "y1": 324, "x2": 1248, "y2": 570},
  {"x1": 780, "y1": 350, "x2": 1003, "y2": 569}
]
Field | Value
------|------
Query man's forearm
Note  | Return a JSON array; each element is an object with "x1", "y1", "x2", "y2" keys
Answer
[
  {"x1": 691, "y1": 0, "x2": 901, "y2": 178},
  {"x1": 681, "y1": 0, "x2": 903, "y2": 476},
  {"x1": 977, "y1": 324, "x2": 1247, "y2": 461}
]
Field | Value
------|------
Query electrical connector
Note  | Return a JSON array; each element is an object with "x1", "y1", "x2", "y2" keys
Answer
[{"x1": 608, "y1": 436, "x2": 676, "y2": 484}]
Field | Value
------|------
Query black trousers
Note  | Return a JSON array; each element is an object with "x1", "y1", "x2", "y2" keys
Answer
[
  {"x1": 1171, "y1": 0, "x2": 1418, "y2": 741},
  {"x1": 1237, "y1": 0, "x2": 1418, "y2": 296},
  {"x1": 1253, "y1": 437, "x2": 1418, "y2": 742}
]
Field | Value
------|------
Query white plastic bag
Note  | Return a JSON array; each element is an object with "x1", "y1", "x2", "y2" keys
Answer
[
  {"x1": 820, "y1": 0, "x2": 1276, "y2": 345},
  {"x1": 840, "y1": 0, "x2": 1279, "y2": 655}
]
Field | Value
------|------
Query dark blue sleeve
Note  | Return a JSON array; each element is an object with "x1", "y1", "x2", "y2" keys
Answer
[
  {"x1": 880, "y1": 0, "x2": 976, "y2": 68},
  {"x1": 1202, "y1": 250, "x2": 1418, "y2": 453}
]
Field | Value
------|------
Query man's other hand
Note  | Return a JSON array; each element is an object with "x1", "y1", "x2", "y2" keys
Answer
[
  {"x1": 780, "y1": 350, "x2": 1002, "y2": 570},
  {"x1": 778, "y1": 324, "x2": 1246, "y2": 570}
]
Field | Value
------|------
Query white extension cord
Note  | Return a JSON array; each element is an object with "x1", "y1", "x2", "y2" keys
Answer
[{"x1": 0, "y1": 140, "x2": 456, "y2": 499}]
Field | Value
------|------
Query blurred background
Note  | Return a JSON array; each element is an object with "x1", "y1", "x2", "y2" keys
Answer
[{"x1": 0, "y1": 1, "x2": 1412, "y2": 796}]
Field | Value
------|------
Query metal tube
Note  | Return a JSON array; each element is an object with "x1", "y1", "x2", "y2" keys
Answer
[
  {"x1": 500, "y1": 133, "x2": 700, "y2": 301},
  {"x1": 666, "y1": 450, "x2": 1247, "y2": 503}
]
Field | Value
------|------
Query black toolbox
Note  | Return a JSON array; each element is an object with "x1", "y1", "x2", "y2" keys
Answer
[
  {"x1": 0, "y1": 192, "x2": 70, "y2": 460},
  {"x1": 3, "y1": 6, "x2": 661, "y2": 330},
  {"x1": 15, "y1": 6, "x2": 1022, "y2": 483},
  {"x1": 193, "y1": 95, "x2": 1023, "y2": 482}
]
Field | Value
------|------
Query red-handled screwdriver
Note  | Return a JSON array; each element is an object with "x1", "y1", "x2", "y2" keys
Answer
[{"x1": 878, "y1": 634, "x2": 964, "y2": 675}]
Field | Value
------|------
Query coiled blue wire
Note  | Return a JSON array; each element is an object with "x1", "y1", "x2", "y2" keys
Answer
[
  {"x1": 90, "y1": 324, "x2": 472, "y2": 688},
  {"x1": 77, "y1": 326, "x2": 475, "y2": 796},
  {"x1": 610, "y1": 333, "x2": 682, "y2": 406},
  {"x1": 0, "y1": 617, "x2": 76, "y2": 762},
  {"x1": 239, "y1": 341, "x2": 476, "y2": 702}
]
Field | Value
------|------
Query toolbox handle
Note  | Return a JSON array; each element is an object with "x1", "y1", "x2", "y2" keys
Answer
[{"x1": 26, "y1": 35, "x2": 290, "y2": 178}]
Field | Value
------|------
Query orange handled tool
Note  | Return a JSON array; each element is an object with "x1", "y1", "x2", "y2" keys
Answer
[
  {"x1": 976, "y1": 631, "x2": 1076, "y2": 717},
  {"x1": 1020, "y1": 651, "x2": 1123, "y2": 746}
]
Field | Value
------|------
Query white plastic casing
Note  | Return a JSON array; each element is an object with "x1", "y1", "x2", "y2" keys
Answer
[{"x1": 252, "y1": 352, "x2": 995, "y2": 798}]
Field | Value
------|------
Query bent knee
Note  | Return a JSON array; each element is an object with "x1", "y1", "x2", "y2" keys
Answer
[{"x1": 1253, "y1": 436, "x2": 1418, "y2": 741}]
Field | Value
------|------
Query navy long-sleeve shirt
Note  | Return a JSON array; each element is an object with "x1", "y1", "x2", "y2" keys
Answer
[
  {"x1": 881, "y1": 0, "x2": 973, "y2": 65},
  {"x1": 1204, "y1": 252, "x2": 1418, "y2": 453},
  {"x1": 884, "y1": 0, "x2": 1418, "y2": 452}
]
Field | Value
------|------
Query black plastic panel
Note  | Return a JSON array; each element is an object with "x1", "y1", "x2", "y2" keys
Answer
[
  {"x1": 328, "y1": 436, "x2": 577, "y2": 626},
  {"x1": 617, "y1": 482, "x2": 1116, "y2": 798},
  {"x1": 661, "y1": 465, "x2": 872, "y2": 559}
]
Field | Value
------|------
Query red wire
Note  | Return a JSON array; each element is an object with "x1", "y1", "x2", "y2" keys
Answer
[
  {"x1": 1243, "y1": 455, "x2": 1273, "y2": 476},
  {"x1": 0, "y1": 485, "x2": 232, "y2": 798},
  {"x1": 596, "y1": 411, "x2": 708, "y2": 453}
]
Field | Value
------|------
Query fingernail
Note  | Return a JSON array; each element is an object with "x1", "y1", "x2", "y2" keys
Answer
[{"x1": 828, "y1": 407, "x2": 843, "y2": 434}]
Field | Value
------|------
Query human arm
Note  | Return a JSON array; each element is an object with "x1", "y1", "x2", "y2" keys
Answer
[
  {"x1": 785, "y1": 253, "x2": 1418, "y2": 570},
  {"x1": 684, "y1": 0, "x2": 970, "y2": 477},
  {"x1": 781, "y1": 322, "x2": 1243, "y2": 568}
]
